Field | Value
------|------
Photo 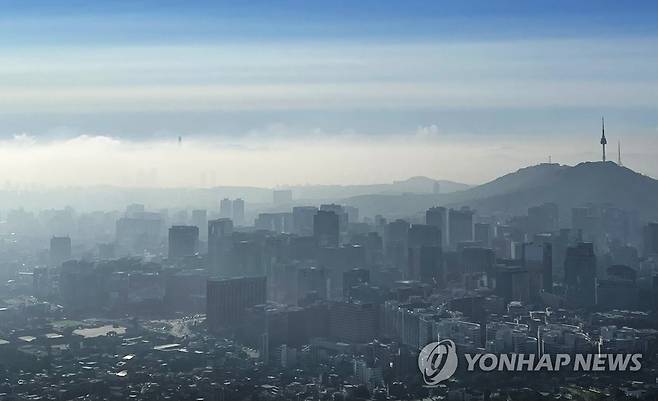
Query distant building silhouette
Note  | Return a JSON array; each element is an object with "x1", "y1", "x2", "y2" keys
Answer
[
  {"x1": 564, "y1": 242, "x2": 597, "y2": 308},
  {"x1": 168, "y1": 225, "x2": 199, "y2": 259},
  {"x1": 313, "y1": 210, "x2": 340, "y2": 248},
  {"x1": 292, "y1": 206, "x2": 318, "y2": 236},
  {"x1": 449, "y1": 208, "x2": 474, "y2": 249},
  {"x1": 50, "y1": 236, "x2": 72, "y2": 266},
  {"x1": 232, "y1": 198, "x2": 245, "y2": 226},
  {"x1": 207, "y1": 218, "x2": 233, "y2": 277},
  {"x1": 219, "y1": 198, "x2": 232, "y2": 219},
  {"x1": 207, "y1": 276, "x2": 266, "y2": 332}
]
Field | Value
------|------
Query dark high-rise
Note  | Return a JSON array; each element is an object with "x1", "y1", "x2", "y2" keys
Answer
[
  {"x1": 564, "y1": 242, "x2": 597, "y2": 308},
  {"x1": 292, "y1": 206, "x2": 318, "y2": 236},
  {"x1": 50, "y1": 236, "x2": 72, "y2": 266},
  {"x1": 206, "y1": 276, "x2": 266, "y2": 332},
  {"x1": 207, "y1": 218, "x2": 233, "y2": 277},
  {"x1": 449, "y1": 208, "x2": 474, "y2": 248},
  {"x1": 232, "y1": 198, "x2": 245, "y2": 226},
  {"x1": 522, "y1": 240, "x2": 553, "y2": 296},
  {"x1": 168, "y1": 225, "x2": 199, "y2": 259},
  {"x1": 425, "y1": 206, "x2": 447, "y2": 247},
  {"x1": 407, "y1": 224, "x2": 442, "y2": 283},
  {"x1": 313, "y1": 210, "x2": 340, "y2": 247},
  {"x1": 191, "y1": 209, "x2": 207, "y2": 240},
  {"x1": 644, "y1": 222, "x2": 658, "y2": 257}
]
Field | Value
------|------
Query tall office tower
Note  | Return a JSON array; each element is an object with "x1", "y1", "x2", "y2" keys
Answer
[
  {"x1": 191, "y1": 209, "x2": 207, "y2": 240},
  {"x1": 426, "y1": 206, "x2": 447, "y2": 247},
  {"x1": 409, "y1": 246, "x2": 443, "y2": 285},
  {"x1": 343, "y1": 268, "x2": 370, "y2": 298},
  {"x1": 313, "y1": 210, "x2": 340, "y2": 247},
  {"x1": 207, "y1": 218, "x2": 234, "y2": 277},
  {"x1": 409, "y1": 224, "x2": 441, "y2": 248},
  {"x1": 232, "y1": 198, "x2": 245, "y2": 226},
  {"x1": 564, "y1": 242, "x2": 597, "y2": 308},
  {"x1": 206, "y1": 276, "x2": 266, "y2": 332},
  {"x1": 384, "y1": 219, "x2": 410, "y2": 270},
  {"x1": 255, "y1": 212, "x2": 293, "y2": 233},
  {"x1": 115, "y1": 211, "x2": 163, "y2": 255},
  {"x1": 474, "y1": 223, "x2": 492, "y2": 247},
  {"x1": 220, "y1": 198, "x2": 232, "y2": 219},
  {"x1": 407, "y1": 224, "x2": 442, "y2": 282},
  {"x1": 449, "y1": 208, "x2": 474, "y2": 248},
  {"x1": 297, "y1": 266, "x2": 328, "y2": 303},
  {"x1": 522, "y1": 241, "x2": 553, "y2": 295},
  {"x1": 329, "y1": 301, "x2": 378, "y2": 344},
  {"x1": 50, "y1": 236, "x2": 72, "y2": 266},
  {"x1": 344, "y1": 206, "x2": 359, "y2": 223},
  {"x1": 496, "y1": 266, "x2": 530, "y2": 303},
  {"x1": 644, "y1": 222, "x2": 658, "y2": 257},
  {"x1": 528, "y1": 202, "x2": 559, "y2": 235},
  {"x1": 273, "y1": 189, "x2": 293, "y2": 204},
  {"x1": 168, "y1": 225, "x2": 199, "y2": 259},
  {"x1": 292, "y1": 206, "x2": 318, "y2": 236},
  {"x1": 320, "y1": 203, "x2": 348, "y2": 232},
  {"x1": 461, "y1": 247, "x2": 495, "y2": 275}
]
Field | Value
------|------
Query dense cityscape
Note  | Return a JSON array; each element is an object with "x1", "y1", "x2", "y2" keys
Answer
[
  {"x1": 0, "y1": 153, "x2": 658, "y2": 400},
  {"x1": 2, "y1": 1, "x2": 658, "y2": 400}
]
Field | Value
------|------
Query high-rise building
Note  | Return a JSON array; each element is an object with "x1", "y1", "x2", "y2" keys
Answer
[
  {"x1": 474, "y1": 223, "x2": 492, "y2": 247},
  {"x1": 564, "y1": 242, "x2": 597, "y2": 308},
  {"x1": 292, "y1": 206, "x2": 318, "y2": 236},
  {"x1": 409, "y1": 245, "x2": 443, "y2": 285},
  {"x1": 522, "y1": 241, "x2": 553, "y2": 293},
  {"x1": 232, "y1": 198, "x2": 245, "y2": 226},
  {"x1": 191, "y1": 209, "x2": 207, "y2": 240},
  {"x1": 50, "y1": 236, "x2": 72, "y2": 266},
  {"x1": 297, "y1": 266, "x2": 327, "y2": 303},
  {"x1": 168, "y1": 225, "x2": 199, "y2": 259},
  {"x1": 320, "y1": 204, "x2": 348, "y2": 232},
  {"x1": 255, "y1": 212, "x2": 293, "y2": 233},
  {"x1": 384, "y1": 219, "x2": 410, "y2": 270},
  {"x1": 527, "y1": 203, "x2": 559, "y2": 234},
  {"x1": 644, "y1": 222, "x2": 658, "y2": 257},
  {"x1": 407, "y1": 224, "x2": 442, "y2": 283},
  {"x1": 206, "y1": 276, "x2": 266, "y2": 332},
  {"x1": 207, "y1": 218, "x2": 233, "y2": 277},
  {"x1": 496, "y1": 265, "x2": 530, "y2": 303},
  {"x1": 115, "y1": 213, "x2": 162, "y2": 255},
  {"x1": 408, "y1": 224, "x2": 441, "y2": 248},
  {"x1": 329, "y1": 301, "x2": 378, "y2": 344},
  {"x1": 343, "y1": 268, "x2": 370, "y2": 298},
  {"x1": 219, "y1": 198, "x2": 232, "y2": 219},
  {"x1": 313, "y1": 210, "x2": 340, "y2": 247},
  {"x1": 449, "y1": 208, "x2": 474, "y2": 248},
  {"x1": 426, "y1": 207, "x2": 447, "y2": 247}
]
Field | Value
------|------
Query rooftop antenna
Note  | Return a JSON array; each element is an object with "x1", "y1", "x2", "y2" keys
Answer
[{"x1": 617, "y1": 140, "x2": 622, "y2": 166}]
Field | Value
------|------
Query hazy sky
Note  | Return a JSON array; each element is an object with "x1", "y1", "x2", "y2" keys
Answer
[{"x1": 1, "y1": 1, "x2": 657, "y2": 188}]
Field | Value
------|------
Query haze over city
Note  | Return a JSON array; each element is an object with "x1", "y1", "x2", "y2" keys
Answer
[
  {"x1": 2, "y1": 2, "x2": 658, "y2": 401},
  {"x1": 1, "y1": 1, "x2": 658, "y2": 187}
]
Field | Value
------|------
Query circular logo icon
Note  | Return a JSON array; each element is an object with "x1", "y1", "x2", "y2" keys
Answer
[{"x1": 418, "y1": 339, "x2": 458, "y2": 386}]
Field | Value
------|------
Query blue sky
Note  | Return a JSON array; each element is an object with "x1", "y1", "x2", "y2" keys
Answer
[{"x1": 0, "y1": 1, "x2": 657, "y2": 187}]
